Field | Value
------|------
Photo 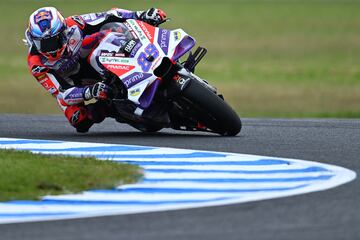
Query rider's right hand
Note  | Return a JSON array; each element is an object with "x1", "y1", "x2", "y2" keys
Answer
[
  {"x1": 139, "y1": 8, "x2": 167, "y2": 26},
  {"x1": 83, "y1": 82, "x2": 112, "y2": 101}
]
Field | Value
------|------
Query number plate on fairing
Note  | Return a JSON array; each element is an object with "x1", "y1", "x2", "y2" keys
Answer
[{"x1": 99, "y1": 19, "x2": 194, "y2": 105}]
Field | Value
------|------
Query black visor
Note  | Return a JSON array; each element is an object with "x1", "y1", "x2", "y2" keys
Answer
[{"x1": 33, "y1": 30, "x2": 67, "y2": 54}]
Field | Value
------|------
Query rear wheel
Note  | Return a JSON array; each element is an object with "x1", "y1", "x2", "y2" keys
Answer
[{"x1": 176, "y1": 79, "x2": 242, "y2": 136}]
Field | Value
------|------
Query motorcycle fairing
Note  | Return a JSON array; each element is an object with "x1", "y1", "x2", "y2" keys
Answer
[{"x1": 96, "y1": 19, "x2": 196, "y2": 110}]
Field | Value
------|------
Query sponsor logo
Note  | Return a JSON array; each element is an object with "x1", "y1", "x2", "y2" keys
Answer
[
  {"x1": 37, "y1": 74, "x2": 46, "y2": 80},
  {"x1": 38, "y1": 77, "x2": 49, "y2": 84},
  {"x1": 100, "y1": 57, "x2": 130, "y2": 64},
  {"x1": 158, "y1": 29, "x2": 170, "y2": 54},
  {"x1": 32, "y1": 66, "x2": 47, "y2": 75},
  {"x1": 160, "y1": 30, "x2": 168, "y2": 48},
  {"x1": 123, "y1": 72, "x2": 144, "y2": 88},
  {"x1": 124, "y1": 22, "x2": 132, "y2": 30},
  {"x1": 38, "y1": 76, "x2": 58, "y2": 94},
  {"x1": 100, "y1": 52, "x2": 115, "y2": 57},
  {"x1": 124, "y1": 22, "x2": 139, "y2": 40},
  {"x1": 130, "y1": 43, "x2": 142, "y2": 58},
  {"x1": 124, "y1": 40, "x2": 137, "y2": 54},
  {"x1": 34, "y1": 10, "x2": 52, "y2": 24},
  {"x1": 48, "y1": 87, "x2": 58, "y2": 94},
  {"x1": 130, "y1": 88, "x2": 141, "y2": 97},
  {"x1": 176, "y1": 76, "x2": 190, "y2": 90},
  {"x1": 66, "y1": 28, "x2": 81, "y2": 52},
  {"x1": 122, "y1": 72, "x2": 152, "y2": 88},
  {"x1": 71, "y1": 110, "x2": 80, "y2": 124},
  {"x1": 106, "y1": 65, "x2": 132, "y2": 71},
  {"x1": 104, "y1": 63, "x2": 135, "y2": 77},
  {"x1": 42, "y1": 81, "x2": 51, "y2": 89},
  {"x1": 174, "y1": 31, "x2": 181, "y2": 41},
  {"x1": 66, "y1": 89, "x2": 83, "y2": 99},
  {"x1": 173, "y1": 75, "x2": 181, "y2": 81},
  {"x1": 81, "y1": 13, "x2": 105, "y2": 22},
  {"x1": 138, "y1": 21, "x2": 154, "y2": 42},
  {"x1": 128, "y1": 20, "x2": 147, "y2": 41}
]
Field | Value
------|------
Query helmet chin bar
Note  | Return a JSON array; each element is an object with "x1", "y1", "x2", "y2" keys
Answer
[
  {"x1": 41, "y1": 44, "x2": 67, "y2": 61},
  {"x1": 33, "y1": 26, "x2": 68, "y2": 61}
]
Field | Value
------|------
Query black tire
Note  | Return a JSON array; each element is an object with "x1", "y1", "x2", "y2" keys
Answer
[
  {"x1": 130, "y1": 123, "x2": 163, "y2": 133},
  {"x1": 180, "y1": 79, "x2": 242, "y2": 136}
]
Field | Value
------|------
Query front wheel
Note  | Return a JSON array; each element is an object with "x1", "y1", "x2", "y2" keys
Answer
[{"x1": 178, "y1": 79, "x2": 242, "y2": 136}]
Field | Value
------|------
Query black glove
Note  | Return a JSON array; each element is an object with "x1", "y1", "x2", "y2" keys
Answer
[
  {"x1": 139, "y1": 8, "x2": 167, "y2": 26},
  {"x1": 83, "y1": 82, "x2": 112, "y2": 101}
]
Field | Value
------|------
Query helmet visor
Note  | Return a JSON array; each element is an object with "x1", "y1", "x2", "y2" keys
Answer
[{"x1": 33, "y1": 30, "x2": 67, "y2": 55}]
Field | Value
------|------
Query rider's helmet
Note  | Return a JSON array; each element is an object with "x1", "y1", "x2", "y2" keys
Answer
[{"x1": 27, "y1": 7, "x2": 68, "y2": 61}]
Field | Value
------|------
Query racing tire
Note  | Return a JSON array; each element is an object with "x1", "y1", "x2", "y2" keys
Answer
[
  {"x1": 180, "y1": 79, "x2": 242, "y2": 136},
  {"x1": 130, "y1": 123, "x2": 163, "y2": 133}
]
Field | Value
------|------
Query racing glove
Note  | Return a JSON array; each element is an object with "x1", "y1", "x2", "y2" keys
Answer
[
  {"x1": 139, "y1": 8, "x2": 167, "y2": 26},
  {"x1": 83, "y1": 82, "x2": 112, "y2": 101}
]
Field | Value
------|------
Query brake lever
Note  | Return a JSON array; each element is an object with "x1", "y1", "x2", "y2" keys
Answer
[{"x1": 156, "y1": 18, "x2": 171, "y2": 27}]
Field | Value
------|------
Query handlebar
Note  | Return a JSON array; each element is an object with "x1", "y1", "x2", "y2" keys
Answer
[{"x1": 155, "y1": 18, "x2": 171, "y2": 27}]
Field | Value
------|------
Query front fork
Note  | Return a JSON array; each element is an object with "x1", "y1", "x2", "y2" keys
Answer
[{"x1": 153, "y1": 57, "x2": 217, "y2": 97}]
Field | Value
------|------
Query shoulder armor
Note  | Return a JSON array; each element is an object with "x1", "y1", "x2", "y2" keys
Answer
[{"x1": 66, "y1": 16, "x2": 86, "y2": 29}]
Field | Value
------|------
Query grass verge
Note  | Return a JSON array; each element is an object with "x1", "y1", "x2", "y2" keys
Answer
[
  {"x1": 1, "y1": 0, "x2": 359, "y2": 117},
  {"x1": 0, "y1": 149, "x2": 142, "y2": 202}
]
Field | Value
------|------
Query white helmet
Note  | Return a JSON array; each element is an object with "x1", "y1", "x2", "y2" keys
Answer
[{"x1": 27, "y1": 7, "x2": 68, "y2": 60}]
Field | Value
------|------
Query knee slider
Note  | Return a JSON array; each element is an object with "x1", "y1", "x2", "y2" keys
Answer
[{"x1": 64, "y1": 105, "x2": 93, "y2": 132}]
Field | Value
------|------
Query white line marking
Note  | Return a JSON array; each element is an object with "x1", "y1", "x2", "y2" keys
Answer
[{"x1": 0, "y1": 138, "x2": 356, "y2": 224}]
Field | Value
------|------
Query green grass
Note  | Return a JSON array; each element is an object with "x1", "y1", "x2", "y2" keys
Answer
[
  {"x1": 0, "y1": 149, "x2": 142, "y2": 201},
  {"x1": 0, "y1": 0, "x2": 359, "y2": 117}
]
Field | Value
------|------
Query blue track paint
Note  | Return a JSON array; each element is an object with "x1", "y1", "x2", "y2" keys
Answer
[
  {"x1": 142, "y1": 175, "x2": 334, "y2": 183},
  {"x1": 26, "y1": 145, "x2": 153, "y2": 152},
  {"x1": 0, "y1": 212, "x2": 76, "y2": 217},
  {"x1": 0, "y1": 140, "x2": 61, "y2": 145},
  {"x1": 0, "y1": 137, "x2": 355, "y2": 224},
  {"x1": 9, "y1": 198, "x2": 233, "y2": 205},
  {"x1": 90, "y1": 185, "x2": 309, "y2": 194},
  {"x1": 144, "y1": 166, "x2": 328, "y2": 174},
  {"x1": 88, "y1": 152, "x2": 228, "y2": 159},
  {"x1": 117, "y1": 159, "x2": 289, "y2": 166}
]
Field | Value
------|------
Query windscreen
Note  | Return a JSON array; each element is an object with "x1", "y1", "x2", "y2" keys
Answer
[{"x1": 99, "y1": 22, "x2": 134, "y2": 41}]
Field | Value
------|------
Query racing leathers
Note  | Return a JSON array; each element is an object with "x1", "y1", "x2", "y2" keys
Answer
[{"x1": 26, "y1": 8, "x2": 166, "y2": 132}]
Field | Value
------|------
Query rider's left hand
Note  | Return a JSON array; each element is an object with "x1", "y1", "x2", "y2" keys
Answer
[
  {"x1": 139, "y1": 8, "x2": 167, "y2": 26},
  {"x1": 83, "y1": 82, "x2": 112, "y2": 101}
]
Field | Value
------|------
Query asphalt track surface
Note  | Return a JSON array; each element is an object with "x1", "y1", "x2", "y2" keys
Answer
[{"x1": 0, "y1": 114, "x2": 359, "y2": 240}]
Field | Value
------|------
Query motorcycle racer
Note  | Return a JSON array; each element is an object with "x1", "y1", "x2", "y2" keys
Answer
[{"x1": 25, "y1": 7, "x2": 166, "y2": 132}]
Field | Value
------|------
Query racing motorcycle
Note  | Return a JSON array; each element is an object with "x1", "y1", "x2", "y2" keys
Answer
[{"x1": 91, "y1": 19, "x2": 241, "y2": 136}]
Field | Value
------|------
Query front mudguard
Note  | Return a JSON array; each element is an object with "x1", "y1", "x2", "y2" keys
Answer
[{"x1": 153, "y1": 57, "x2": 193, "y2": 98}]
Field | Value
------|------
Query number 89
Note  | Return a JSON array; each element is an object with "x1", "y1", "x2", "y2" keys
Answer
[{"x1": 137, "y1": 44, "x2": 159, "y2": 72}]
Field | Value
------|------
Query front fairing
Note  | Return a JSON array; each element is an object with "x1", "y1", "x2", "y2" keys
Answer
[{"x1": 97, "y1": 20, "x2": 196, "y2": 109}]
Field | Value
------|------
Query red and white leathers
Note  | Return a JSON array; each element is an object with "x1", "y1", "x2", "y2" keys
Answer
[{"x1": 26, "y1": 8, "x2": 165, "y2": 132}]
